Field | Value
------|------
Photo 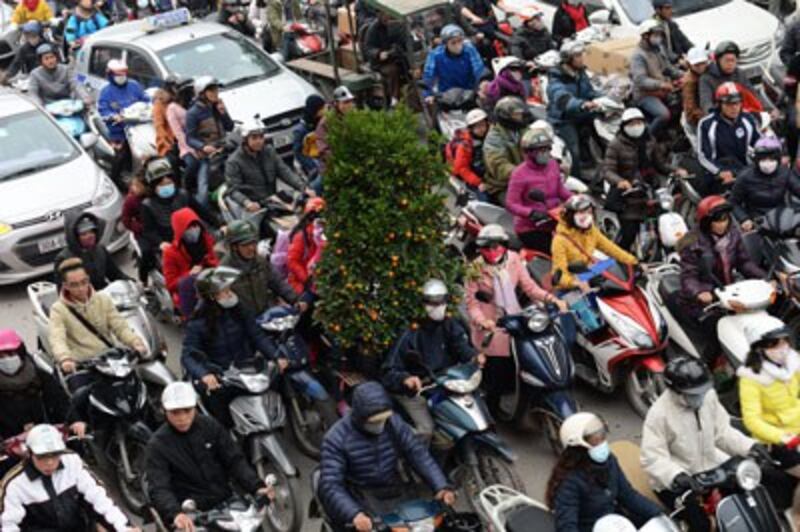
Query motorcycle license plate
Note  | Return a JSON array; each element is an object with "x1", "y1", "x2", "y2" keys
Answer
[{"x1": 37, "y1": 234, "x2": 67, "y2": 254}]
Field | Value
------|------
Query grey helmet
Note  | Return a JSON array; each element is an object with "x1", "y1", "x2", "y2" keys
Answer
[
  {"x1": 476, "y1": 224, "x2": 509, "y2": 247},
  {"x1": 422, "y1": 279, "x2": 448, "y2": 305}
]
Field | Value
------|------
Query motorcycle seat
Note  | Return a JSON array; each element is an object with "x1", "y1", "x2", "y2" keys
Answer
[
  {"x1": 527, "y1": 256, "x2": 554, "y2": 291},
  {"x1": 506, "y1": 506, "x2": 555, "y2": 532},
  {"x1": 657, "y1": 271, "x2": 682, "y2": 305}
]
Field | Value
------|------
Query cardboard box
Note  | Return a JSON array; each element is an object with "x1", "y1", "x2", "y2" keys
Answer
[
  {"x1": 337, "y1": 5, "x2": 357, "y2": 37},
  {"x1": 584, "y1": 36, "x2": 638, "y2": 76},
  {"x1": 337, "y1": 42, "x2": 359, "y2": 71}
]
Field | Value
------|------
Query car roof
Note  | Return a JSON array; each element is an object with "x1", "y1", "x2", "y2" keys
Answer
[
  {"x1": 0, "y1": 90, "x2": 38, "y2": 117},
  {"x1": 85, "y1": 19, "x2": 228, "y2": 53}
]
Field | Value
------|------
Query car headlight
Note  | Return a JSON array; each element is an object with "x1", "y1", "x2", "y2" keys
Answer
[
  {"x1": 0, "y1": 222, "x2": 12, "y2": 236},
  {"x1": 443, "y1": 370, "x2": 482, "y2": 394},
  {"x1": 736, "y1": 459, "x2": 762, "y2": 491},
  {"x1": 92, "y1": 176, "x2": 116, "y2": 207},
  {"x1": 527, "y1": 310, "x2": 550, "y2": 333}
]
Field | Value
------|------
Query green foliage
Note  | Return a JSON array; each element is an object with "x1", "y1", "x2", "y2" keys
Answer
[{"x1": 314, "y1": 106, "x2": 462, "y2": 358}]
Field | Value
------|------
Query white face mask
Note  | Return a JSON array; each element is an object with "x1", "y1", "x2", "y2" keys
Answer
[
  {"x1": 574, "y1": 212, "x2": 593, "y2": 229},
  {"x1": 649, "y1": 36, "x2": 663, "y2": 47},
  {"x1": 113, "y1": 75, "x2": 127, "y2": 85},
  {"x1": 758, "y1": 159, "x2": 779, "y2": 175},
  {"x1": 765, "y1": 344, "x2": 790, "y2": 366},
  {"x1": 624, "y1": 123, "x2": 646, "y2": 139},
  {"x1": 0, "y1": 355, "x2": 22, "y2": 375},
  {"x1": 183, "y1": 226, "x2": 202, "y2": 244},
  {"x1": 217, "y1": 293, "x2": 239, "y2": 308},
  {"x1": 425, "y1": 303, "x2": 447, "y2": 321}
]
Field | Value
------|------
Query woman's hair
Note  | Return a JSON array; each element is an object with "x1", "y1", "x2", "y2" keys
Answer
[
  {"x1": 290, "y1": 210, "x2": 319, "y2": 248},
  {"x1": 744, "y1": 345, "x2": 767, "y2": 373},
  {"x1": 545, "y1": 446, "x2": 593, "y2": 508}
]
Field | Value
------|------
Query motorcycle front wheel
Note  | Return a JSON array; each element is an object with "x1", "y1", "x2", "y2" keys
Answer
[
  {"x1": 256, "y1": 458, "x2": 302, "y2": 532},
  {"x1": 625, "y1": 366, "x2": 666, "y2": 418},
  {"x1": 116, "y1": 436, "x2": 148, "y2": 515},
  {"x1": 459, "y1": 448, "x2": 525, "y2": 517}
]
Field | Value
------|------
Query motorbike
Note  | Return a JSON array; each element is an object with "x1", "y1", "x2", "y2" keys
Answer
[
  {"x1": 195, "y1": 357, "x2": 302, "y2": 532},
  {"x1": 527, "y1": 257, "x2": 668, "y2": 417},
  {"x1": 282, "y1": 21, "x2": 326, "y2": 60},
  {"x1": 258, "y1": 306, "x2": 338, "y2": 459},
  {"x1": 431, "y1": 87, "x2": 477, "y2": 141},
  {"x1": 153, "y1": 494, "x2": 272, "y2": 532},
  {"x1": 217, "y1": 185, "x2": 301, "y2": 243},
  {"x1": 87, "y1": 99, "x2": 157, "y2": 177},
  {"x1": 46, "y1": 98, "x2": 88, "y2": 139}
]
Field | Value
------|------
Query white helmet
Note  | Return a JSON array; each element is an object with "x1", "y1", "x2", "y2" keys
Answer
[
  {"x1": 559, "y1": 412, "x2": 607, "y2": 449},
  {"x1": 687, "y1": 46, "x2": 709, "y2": 66},
  {"x1": 476, "y1": 224, "x2": 509, "y2": 247},
  {"x1": 744, "y1": 316, "x2": 790, "y2": 347},
  {"x1": 422, "y1": 279, "x2": 449, "y2": 305},
  {"x1": 26, "y1": 424, "x2": 66, "y2": 455},
  {"x1": 593, "y1": 514, "x2": 637, "y2": 532},
  {"x1": 559, "y1": 40, "x2": 585, "y2": 63},
  {"x1": 621, "y1": 107, "x2": 645, "y2": 124},
  {"x1": 106, "y1": 58, "x2": 128, "y2": 74},
  {"x1": 491, "y1": 55, "x2": 524, "y2": 76},
  {"x1": 637, "y1": 19, "x2": 664, "y2": 36},
  {"x1": 161, "y1": 382, "x2": 198, "y2": 411},
  {"x1": 529, "y1": 119, "x2": 555, "y2": 138},
  {"x1": 465, "y1": 108, "x2": 488, "y2": 127},
  {"x1": 194, "y1": 75, "x2": 220, "y2": 95},
  {"x1": 332, "y1": 85, "x2": 355, "y2": 102},
  {"x1": 241, "y1": 118, "x2": 266, "y2": 138}
]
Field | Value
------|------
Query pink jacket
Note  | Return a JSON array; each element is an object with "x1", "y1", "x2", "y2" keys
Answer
[
  {"x1": 465, "y1": 251, "x2": 551, "y2": 357},
  {"x1": 506, "y1": 158, "x2": 572, "y2": 234},
  {"x1": 166, "y1": 103, "x2": 197, "y2": 159}
]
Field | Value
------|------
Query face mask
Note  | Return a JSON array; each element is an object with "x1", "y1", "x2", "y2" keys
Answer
[
  {"x1": 0, "y1": 355, "x2": 22, "y2": 375},
  {"x1": 362, "y1": 419, "x2": 387, "y2": 435},
  {"x1": 480, "y1": 246, "x2": 507, "y2": 264},
  {"x1": 509, "y1": 70, "x2": 523, "y2": 82},
  {"x1": 624, "y1": 124, "x2": 646, "y2": 139},
  {"x1": 588, "y1": 441, "x2": 610, "y2": 463},
  {"x1": 447, "y1": 42, "x2": 464, "y2": 55},
  {"x1": 157, "y1": 184, "x2": 176, "y2": 199},
  {"x1": 217, "y1": 293, "x2": 238, "y2": 308},
  {"x1": 649, "y1": 36, "x2": 662, "y2": 47},
  {"x1": 425, "y1": 303, "x2": 447, "y2": 321},
  {"x1": 682, "y1": 391, "x2": 706, "y2": 410},
  {"x1": 531, "y1": 151, "x2": 550, "y2": 166},
  {"x1": 765, "y1": 344, "x2": 790, "y2": 366},
  {"x1": 759, "y1": 159, "x2": 779, "y2": 175},
  {"x1": 183, "y1": 226, "x2": 202, "y2": 243},
  {"x1": 113, "y1": 75, "x2": 127, "y2": 85},
  {"x1": 574, "y1": 212, "x2": 593, "y2": 229}
]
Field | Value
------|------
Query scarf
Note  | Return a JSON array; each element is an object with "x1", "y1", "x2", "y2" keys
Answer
[
  {"x1": 0, "y1": 356, "x2": 39, "y2": 395},
  {"x1": 489, "y1": 264, "x2": 522, "y2": 315},
  {"x1": 562, "y1": 2, "x2": 588, "y2": 31},
  {"x1": 762, "y1": 351, "x2": 800, "y2": 383},
  {"x1": 487, "y1": 70, "x2": 526, "y2": 103},
  {"x1": 711, "y1": 231, "x2": 733, "y2": 285}
]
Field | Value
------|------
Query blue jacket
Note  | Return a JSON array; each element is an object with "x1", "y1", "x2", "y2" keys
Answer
[
  {"x1": 64, "y1": 11, "x2": 109, "y2": 45},
  {"x1": 181, "y1": 303, "x2": 278, "y2": 379},
  {"x1": 422, "y1": 42, "x2": 486, "y2": 98},
  {"x1": 318, "y1": 382, "x2": 449, "y2": 525},
  {"x1": 97, "y1": 78, "x2": 149, "y2": 142},
  {"x1": 552, "y1": 455, "x2": 662, "y2": 532},
  {"x1": 546, "y1": 65, "x2": 599, "y2": 125},
  {"x1": 186, "y1": 98, "x2": 234, "y2": 151},
  {"x1": 697, "y1": 110, "x2": 760, "y2": 178}
]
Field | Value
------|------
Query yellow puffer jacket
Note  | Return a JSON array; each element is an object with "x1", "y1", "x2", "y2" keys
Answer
[
  {"x1": 12, "y1": 0, "x2": 54, "y2": 25},
  {"x1": 551, "y1": 220, "x2": 637, "y2": 289},
  {"x1": 738, "y1": 358, "x2": 800, "y2": 444}
]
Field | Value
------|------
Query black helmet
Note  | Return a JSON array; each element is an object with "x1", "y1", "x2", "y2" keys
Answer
[
  {"x1": 143, "y1": 157, "x2": 174, "y2": 186},
  {"x1": 226, "y1": 220, "x2": 258, "y2": 246},
  {"x1": 195, "y1": 266, "x2": 240, "y2": 299},
  {"x1": 494, "y1": 96, "x2": 532, "y2": 131},
  {"x1": 663, "y1": 356, "x2": 712, "y2": 395},
  {"x1": 714, "y1": 40, "x2": 740, "y2": 60},
  {"x1": 752, "y1": 136, "x2": 782, "y2": 160}
]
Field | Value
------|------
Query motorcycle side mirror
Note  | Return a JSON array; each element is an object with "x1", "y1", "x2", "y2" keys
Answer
[
  {"x1": 181, "y1": 499, "x2": 197, "y2": 513},
  {"x1": 527, "y1": 189, "x2": 545, "y2": 202},
  {"x1": 79, "y1": 132, "x2": 98, "y2": 150},
  {"x1": 474, "y1": 290, "x2": 493, "y2": 304},
  {"x1": 567, "y1": 262, "x2": 588, "y2": 274}
]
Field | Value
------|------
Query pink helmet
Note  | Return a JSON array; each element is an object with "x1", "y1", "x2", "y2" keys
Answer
[{"x1": 0, "y1": 329, "x2": 23, "y2": 352}]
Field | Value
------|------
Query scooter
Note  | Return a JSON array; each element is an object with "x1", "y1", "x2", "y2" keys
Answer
[
  {"x1": 153, "y1": 495, "x2": 272, "y2": 532},
  {"x1": 86, "y1": 99, "x2": 157, "y2": 177},
  {"x1": 432, "y1": 87, "x2": 477, "y2": 141},
  {"x1": 46, "y1": 98, "x2": 88, "y2": 139},
  {"x1": 217, "y1": 185, "x2": 301, "y2": 242},
  {"x1": 282, "y1": 21, "x2": 326, "y2": 59}
]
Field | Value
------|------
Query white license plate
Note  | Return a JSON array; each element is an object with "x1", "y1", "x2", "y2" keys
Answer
[
  {"x1": 37, "y1": 234, "x2": 67, "y2": 254},
  {"x1": 273, "y1": 132, "x2": 293, "y2": 149}
]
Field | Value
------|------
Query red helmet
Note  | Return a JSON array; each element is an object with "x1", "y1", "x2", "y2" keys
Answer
[
  {"x1": 714, "y1": 82, "x2": 742, "y2": 104},
  {"x1": 696, "y1": 195, "x2": 732, "y2": 225},
  {"x1": 0, "y1": 329, "x2": 23, "y2": 352},
  {"x1": 304, "y1": 197, "x2": 326, "y2": 214}
]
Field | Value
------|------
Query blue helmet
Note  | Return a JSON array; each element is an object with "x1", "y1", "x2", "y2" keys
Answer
[
  {"x1": 22, "y1": 21, "x2": 42, "y2": 35},
  {"x1": 440, "y1": 24, "x2": 465, "y2": 42}
]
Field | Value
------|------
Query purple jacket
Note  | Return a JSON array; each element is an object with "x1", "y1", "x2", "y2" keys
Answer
[
  {"x1": 506, "y1": 158, "x2": 572, "y2": 233},
  {"x1": 486, "y1": 70, "x2": 526, "y2": 111}
]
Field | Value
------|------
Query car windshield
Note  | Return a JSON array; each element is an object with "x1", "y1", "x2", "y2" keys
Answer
[
  {"x1": 0, "y1": 110, "x2": 79, "y2": 182},
  {"x1": 158, "y1": 32, "x2": 280, "y2": 88},
  {"x1": 617, "y1": 0, "x2": 731, "y2": 24}
]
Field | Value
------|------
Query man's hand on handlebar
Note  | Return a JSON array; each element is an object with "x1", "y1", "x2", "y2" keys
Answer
[
  {"x1": 201, "y1": 373, "x2": 221, "y2": 391},
  {"x1": 404, "y1": 375, "x2": 423, "y2": 392},
  {"x1": 245, "y1": 200, "x2": 261, "y2": 213},
  {"x1": 718, "y1": 170, "x2": 735, "y2": 185},
  {"x1": 353, "y1": 512, "x2": 372, "y2": 532},
  {"x1": 617, "y1": 179, "x2": 632, "y2": 191},
  {"x1": 61, "y1": 359, "x2": 77, "y2": 374},
  {"x1": 69, "y1": 421, "x2": 87, "y2": 439},
  {"x1": 435, "y1": 488, "x2": 456, "y2": 506},
  {"x1": 174, "y1": 512, "x2": 195, "y2": 532},
  {"x1": 741, "y1": 219, "x2": 755, "y2": 232}
]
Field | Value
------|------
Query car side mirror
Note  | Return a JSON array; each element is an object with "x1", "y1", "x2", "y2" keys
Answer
[
  {"x1": 567, "y1": 261, "x2": 588, "y2": 274},
  {"x1": 588, "y1": 9, "x2": 611, "y2": 25},
  {"x1": 527, "y1": 189, "x2": 545, "y2": 202},
  {"x1": 181, "y1": 499, "x2": 197, "y2": 513},
  {"x1": 474, "y1": 290, "x2": 493, "y2": 304},
  {"x1": 80, "y1": 132, "x2": 98, "y2": 150}
]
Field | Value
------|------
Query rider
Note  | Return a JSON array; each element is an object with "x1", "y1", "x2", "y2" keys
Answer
[
  {"x1": 97, "y1": 59, "x2": 150, "y2": 191},
  {"x1": 681, "y1": 47, "x2": 710, "y2": 132},
  {"x1": 511, "y1": 11, "x2": 556, "y2": 62},
  {"x1": 698, "y1": 41, "x2": 775, "y2": 115},
  {"x1": 601, "y1": 107, "x2": 686, "y2": 250},
  {"x1": 505, "y1": 128, "x2": 573, "y2": 253},
  {"x1": 730, "y1": 136, "x2": 800, "y2": 231},
  {"x1": 28, "y1": 43, "x2": 89, "y2": 107},
  {"x1": 552, "y1": 0, "x2": 589, "y2": 46},
  {"x1": 185, "y1": 76, "x2": 235, "y2": 207},
  {"x1": 629, "y1": 20, "x2": 682, "y2": 139},
  {"x1": 64, "y1": 0, "x2": 109, "y2": 52},
  {"x1": 146, "y1": 382, "x2": 274, "y2": 531},
  {"x1": 421, "y1": 24, "x2": 487, "y2": 105},
  {"x1": 225, "y1": 119, "x2": 311, "y2": 220},
  {"x1": 697, "y1": 82, "x2": 760, "y2": 195},
  {"x1": 546, "y1": 40, "x2": 601, "y2": 180},
  {"x1": 486, "y1": 56, "x2": 527, "y2": 111},
  {"x1": 364, "y1": 11, "x2": 410, "y2": 103},
  {"x1": 547, "y1": 412, "x2": 663, "y2": 532},
  {"x1": 0, "y1": 424, "x2": 139, "y2": 532},
  {"x1": 382, "y1": 279, "x2": 483, "y2": 445},
  {"x1": 222, "y1": 220, "x2": 303, "y2": 316},
  {"x1": 53, "y1": 211, "x2": 131, "y2": 291},
  {"x1": 651, "y1": 0, "x2": 693, "y2": 62},
  {"x1": 446, "y1": 108, "x2": 490, "y2": 201},
  {"x1": 315, "y1": 85, "x2": 355, "y2": 175},
  {"x1": 318, "y1": 381, "x2": 455, "y2": 531},
  {"x1": 287, "y1": 198, "x2": 326, "y2": 295},
  {"x1": 180, "y1": 267, "x2": 282, "y2": 425},
  {"x1": 218, "y1": 0, "x2": 258, "y2": 40},
  {"x1": 1, "y1": 21, "x2": 47, "y2": 82},
  {"x1": 11, "y1": 0, "x2": 53, "y2": 26},
  {"x1": 641, "y1": 356, "x2": 781, "y2": 532},
  {"x1": 551, "y1": 194, "x2": 637, "y2": 290},
  {"x1": 49, "y1": 258, "x2": 146, "y2": 389},
  {"x1": 292, "y1": 94, "x2": 326, "y2": 182},
  {"x1": 483, "y1": 96, "x2": 531, "y2": 204}
]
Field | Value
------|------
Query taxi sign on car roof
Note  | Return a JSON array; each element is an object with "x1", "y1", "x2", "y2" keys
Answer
[{"x1": 144, "y1": 8, "x2": 192, "y2": 33}]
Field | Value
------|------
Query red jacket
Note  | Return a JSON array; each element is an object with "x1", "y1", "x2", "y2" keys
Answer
[
  {"x1": 287, "y1": 224, "x2": 325, "y2": 294},
  {"x1": 121, "y1": 193, "x2": 144, "y2": 237},
  {"x1": 162, "y1": 207, "x2": 219, "y2": 303},
  {"x1": 446, "y1": 130, "x2": 482, "y2": 187}
]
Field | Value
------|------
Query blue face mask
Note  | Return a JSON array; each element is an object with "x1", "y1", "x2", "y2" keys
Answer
[
  {"x1": 157, "y1": 184, "x2": 175, "y2": 199},
  {"x1": 588, "y1": 441, "x2": 610, "y2": 463}
]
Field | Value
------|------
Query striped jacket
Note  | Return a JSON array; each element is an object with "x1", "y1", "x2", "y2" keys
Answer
[{"x1": 697, "y1": 109, "x2": 760, "y2": 177}]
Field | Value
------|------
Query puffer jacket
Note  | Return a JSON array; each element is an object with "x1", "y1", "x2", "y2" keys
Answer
[
  {"x1": 141, "y1": 189, "x2": 216, "y2": 250},
  {"x1": 0, "y1": 354, "x2": 68, "y2": 440},
  {"x1": 552, "y1": 3, "x2": 587, "y2": 45},
  {"x1": 11, "y1": 0, "x2": 53, "y2": 25},
  {"x1": 511, "y1": 25, "x2": 555, "y2": 61},
  {"x1": 641, "y1": 388, "x2": 755, "y2": 491},
  {"x1": 421, "y1": 42, "x2": 486, "y2": 98},
  {"x1": 506, "y1": 158, "x2": 572, "y2": 233},
  {"x1": 318, "y1": 382, "x2": 449, "y2": 526},
  {"x1": 629, "y1": 40, "x2": 680, "y2": 101},
  {"x1": 729, "y1": 164, "x2": 800, "y2": 221},
  {"x1": 287, "y1": 223, "x2": 325, "y2": 293},
  {"x1": 185, "y1": 98, "x2": 234, "y2": 151},
  {"x1": 698, "y1": 62, "x2": 773, "y2": 114},
  {"x1": 64, "y1": 10, "x2": 108, "y2": 45},
  {"x1": 546, "y1": 65, "x2": 598, "y2": 126},
  {"x1": 162, "y1": 208, "x2": 219, "y2": 305},
  {"x1": 738, "y1": 352, "x2": 800, "y2": 444},
  {"x1": 483, "y1": 123, "x2": 523, "y2": 196},
  {"x1": 97, "y1": 77, "x2": 149, "y2": 142},
  {"x1": 222, "y1": 250, "x2": 297, "y2": 316},
  {"x1": 225, "y1": 143, "x2": 306, "y2": 207},
  {"x1": 551, "y1": 221, "x2": 637, "y2": 289},
  {"x1": 446, "y1": 129, "x2": 484, "y2": 187},
  {"x1": 552, "y1": 455, "x2": 662, "y2": 532},
  {"x1": 486, "y1": 69, "x2": 526, "y2": 111}
]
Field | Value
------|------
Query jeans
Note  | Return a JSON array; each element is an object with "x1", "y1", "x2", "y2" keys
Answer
[
  {"x1": 638, "y1": 96, "x2": 671, "y2": 139},
  {"x1": 555, "y1": 122, "x2": 581, "y2": 179},
  {"x1": 195, "y1": 159, "x2": 211, "y2": 208},
  {"x1": 182, "y1": 153, "x2": 200, "y2": 192}
]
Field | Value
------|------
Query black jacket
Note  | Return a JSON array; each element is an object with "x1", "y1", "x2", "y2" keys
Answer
[
  {"x1": 730, "y1": 165, "x2": 800, "y2": 221},
  {"x1": 6, "y1": 40, "x2": 43, "y2": 78},
  {"x1": 225, "y1": 144, "x2": 306, "y2": 207},
  {"x1": 552, "y1": 4, "x2": 587, "y2": 45},
  {"x1": 145, "y1": 414, "x2": 262, "y2": 523},
  {"x1": 140, "y1": 189, "x2": 216, "y2": 251},
  {"x1": 511, "y1": 26, "x2": 555, "y2": 61},
  {"x1": 53, "y1": 211, "x2": 130, "y2": 290},
  {"x1": 222, "y1": 250, "x2": 297, "y2": 316},
  {"x1": 0, "y1": 355, "x2": 68, "y2": 440},
  {"x1": 363, "y1": 19, "x2": 410, "y2": 68},
  {"x1": 780, "y1": 18, "x2": 800, "y2": 66},
  {"x1": 658, "y1": 17, "x2": 692, "y2": 61}
]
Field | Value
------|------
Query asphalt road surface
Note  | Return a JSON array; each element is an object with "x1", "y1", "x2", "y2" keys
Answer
[{"x1": 0, "y1": 255, "x2": 643, "y2": 531}]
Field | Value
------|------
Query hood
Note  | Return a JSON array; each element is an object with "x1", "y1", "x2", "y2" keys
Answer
[
  {"x1": 170, "y1": 207, "x2": 202, "y2": 245},
  {"x1": 350, "y1": 381, "x2": 393, "y2": 427},
  {"x1": 674, "y1": 1, "x2": 777, "y2": 51},
  {"x1": 220, "y1": 72, "x2": 317, "y2": 123},
  {"x1": 63, "y1": 210, "x2": 105, "y2": 253}
]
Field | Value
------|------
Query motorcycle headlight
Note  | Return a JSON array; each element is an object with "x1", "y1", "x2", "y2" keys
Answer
[
  {"x1": 0, "y1": 222, "x2": 12, "y2": 236},
  {"x1": 604, "y1": 305, "x2": 653, "y2": 348},
  {"x1": 527, "y1": 310, "x2": 550, "y2": 333},
  {"x1": 443, "y1": 370, "x2": 482, "y2": 394},
  {"x1": 92, "y1": 176, "x2": 117, "y2": 207},
  {"x1": 239, "y1": 373, "x2": 271, "y2": 393},
  {"x1": 213, "y1": 518, "x2": 239, "y2": 531},
  {"x1": 736, "y1": 459, "x2": 762, "y2": 491}
]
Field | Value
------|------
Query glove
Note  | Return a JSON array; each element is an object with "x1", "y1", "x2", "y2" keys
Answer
[
  {"x1": 671, "y1": 472, "x2": 699, "y2": 493},
  {"x1": 749, "y1": 443, "x2": 772, "y2": 463},
  {"x1": 529, "y1": 210, "x2": 549, "y2": 223}
]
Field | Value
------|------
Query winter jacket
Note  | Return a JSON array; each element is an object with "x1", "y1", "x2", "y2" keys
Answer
[
  {"x1": 141, "y1": 189, "x2": 216, "y2": 251},
  {"x1": 181, "y1": 302, "x2": 278, "y2": 379},
  {"x1": 11, "y1": 0, "x2": 53, "y2": 25},
  {"x1": 97, "y1": 78, "x2": 149, "y2": 142},
  {"x1": 629, "y1": 40, "x2": 681, "y2": 101},
  {"x1": 64, "y1": 10, "x2": 108, "y2": 45},
  {"x1": 185, "y1": 98, "x2": 234, "y2": 151},
  {"x1": 486, "y1": 69, "x2": 526, "y2": 111},
  {"x1": 552, "y1": 455, "x2": 662, "y2": 532},
  {"x1": 292, "y1": 120, "x2": 321, "y2": 177},
  {"x1": 697, "y1": 109, "x2": 760, "y2": 178},
  {"x1": 422, "y1": 42, "x2": 486, "y2": 98},
  {"x1": 0, "y1": 453, "x2": 129, "y2": 532},
  {"x1": 641, "y1": 389, "x2": 755, "y2": 491},
  {"x1": 222, "y1": 250, "x2": 297, "y2": 316},
  {"x1": 318, "y1": 382, "x2": 449, "y2": 526},
  {"x1": 49, "y1": 288, "x2": 139, "y2": 364},
  {"x1": 364, "y1": 18, "x2": 409, "y2": 68},
  {"x1": 552, "y1": 3, "x2": 588, "y2": 45},
  {"x1": 287, "y1": 224, "x2": 325, "y2": 293},
  {"x1": 5, "y1": 41, "x2": 42, "y2": 78},
  {"x1": 226, "y1": 144, "x2": 306, "y2": 207},
  {"x1": 546, "y1": 65, "x2": 599, "y2": 126},
  {"x1": 551, "y1": 221, "x2": 637, "y2": 289},
  {"x1": 217, "y1": 7, "x2": 256, "y2": 37},
  {"x1": 153, "y1": 95, "x2": 175, "y2": 157},
  {"x1": 166, "y1": 102, "x2": 196, "y2": 158},
  {"x1": 511, "y1": 26, "x2": 555, "y2": 61},
  {"x1": 382, "y1": 318, "x2": 477, "y2": 393},
  {"x1": 145, "y1": 414, "x2": 262, "y2": 524},
  {"x1": 657, "y1": 17, "x2": 692, "y2": 61},
  {"x1": 681, "y1": 69, "x2": 704, "y2": 128},
  {"x1": 446, "y1": 129, "x2": 485, "y2": 187},
  {"x1": 28, "y1": 64, "x2": 86, "y2": 106},
  {"x1": 466, "y1": 251, "x2": 551, "y2": 356},
  {"x1": 698, "y1": 62, "x2": 773, "y2": 114},
  {"x1": 53, "y1": 211, "x2": 130, "y2": 290},
  {"x1": 738, "y1": 353, "x2": 800, "y2": 444},
  {"x1": 729, "y1": 165, "x2": 800, "y2": 221},
  {"x1": 0, "y1": 355, "x2": 68, "y2": 440},
  {"x1": 162, "y1": 208, "x2": 219, "y2": 305},
  {"x1": 506, "y1": 158, "x2": 572, "y2": 233},
  {"x1": 483, "y1": 123, "x2": 523, "y2": 196},
  {"x1": 780, "y1": 18, "x2": 800, "y2": 66},
  {"x1": 122, "y1": 193, "x2": 144, "y2": 237}
]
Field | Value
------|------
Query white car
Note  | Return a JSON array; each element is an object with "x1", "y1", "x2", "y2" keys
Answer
[{"x1": 0, "y1": 90, "x2": 126, "y2": 285}]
